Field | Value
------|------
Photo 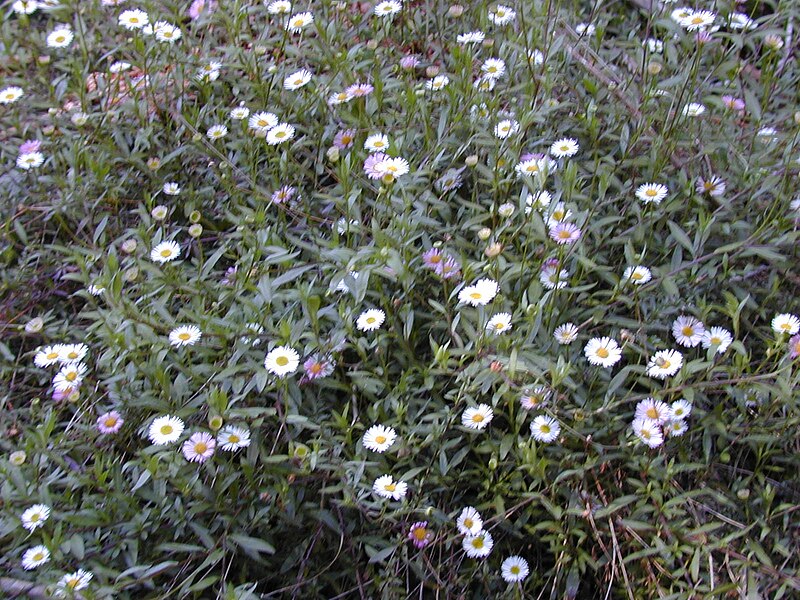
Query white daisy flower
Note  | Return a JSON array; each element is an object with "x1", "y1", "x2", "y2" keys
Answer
[
  {"x1": 20, "y1": 504, "x2": 51, "y2": 531},
  {"x1": 463, "y1": 530, "x2": 494, "y2": 558},
  {"x1": 162, "y1": 182, "x2": 181, "y2": 195},
  {"x1": 679, "y1": 10, "x2": 716, "y2": 31},
  {"x1": 682, "y1": 102, "x2": 706, "y2": 117},
  {"x1": 17, "y1": 152, "x2": 44, "y2": 170},
  {"x1": 672, "y1": 315, "x2": 706, "y2": 347},
  {"x1": 229, "y1": 105, "x2": 250, "y2": 120},
  {"x1": 283, "y1": 68, "x2": 313, "y2": 90},
  {"x1": 481, "y1": 58, "x2": 506, "y2": 79},
  {"x1": 34, "y1": 345, "x2": 63, "y2": 368},
  {"x1": 22, "y1": 545, "x2": 50, "y2": 570},
  {"x1": 501, "y1": 555, "x2": 530, "y2": 583},
  {"x1": 46, "y1": 27, "x2": 73, "y2": 48},
  {"x1": 55, "y1": 569, "x2": 93, "y2": 596},
  {"x1": 623, "y1": 265, "x2": 652, "y2": 285},
  {"x1": 248, "y1": 111, "x2": 278, "y2": 132},
  {"x1": 632, "y1": 417, "x2": 664, "y2": 448},
  {"x1": 549, "y1": 137, "x2": 579, "y2": 158},
  {"x1": 217, "y1": 425, "x2": 251, "y2": 451},
  {"x1": 584, "y1": 337, "x2": 623, "y2": 367},
  {"x1": 150, "y1": 240, "x2": 181, "y2": 263},
  {"x1": 669, "y1": 399, "x2": 692, "y2": 420},
  {"x1": 53, "y1": 362, "x2": 88, "y2": 392},
  {"x1": 58, "y1": 343, "x2": 88, "y2": 363},
  {"x1": 457, "y1": 31, "x2": 485, "y2": 44},
  {"x1": 372, "y1": 474, "x2": 407, "y2": 500},
  {"x1": 525, "y1": 190, "x2": 551, "y2": 214},
  {"x1": 772, "y1": 313, "x2": 800, "y2": 335},
  {"x1": 701, "y1": 327, "x2": 733, "y2": 354},
  {"x1": 206, "y1": 124, "x2": 227, "y2": 140},
  {"x1": 529, "y1": 415, "x2": 560, "y2": 443},
  {"x1": 646, "y1": 349, "x2": 683, "y2": 379},
  {"x1": 148, "y1": 415, "x2": 185, "y2": 445},
  {"x1": 488, "y1": 5, "x2": 515, "y2": 25},
  {"x1": 0, "y1": 86, "x2": 24, "y2": 104},
  {"x1": 665, "y1": 419, "x2": 688, "y2": 436},
  {"x1": 636, "y1": 183, "x2": 668, "y2": 205},
  {"x1": 267, "y1": 0, "x2": 292, "y2": 14},
  {"x1": 286, "y1": 11, "x2": 313, "y2": 32},
  {"x1": 461, "y1": 404, "x2": 493, "y2": 430},
  {"x1": 374, "y1": 0, "x2": 402, "y2": 17},
  {"x1": 553, "y1": 323, "x2": 579, "y2": 345},
  {"x1": 266, "y1": 123, "x2": 295, "y2": 145},
  {"x1": 364, "y1": 133, "x2": 389, "y2": 152},
  {"x1": 154, "y1": 21, "x2": 182, "y2": 43},
  {"x1": 356, "y1": 308, "x2": 386, "y2": 332},
  {"x1": 486, "y1": 313, "x2": 512, "y2": 334},
  {"x1": 458, "y1": 278, "x2": 499, "y2": 306},
  {"x1": 425, "y1": 75, "x2": 450, "y2": 91},
  {"x1": 634, "y1": 398, "x2": 670, "y2": 424},
  {"x1": 494, "y1": 119, "x2": 519, "y2": 139},
  {"x1": 264, "y1": 345, "x2": 300, "y2": 377},
  {"x1": 456, "y1": 506, "x2": 483, "y2": 535},
  {"x1": 362, "y1": 424, "x2": 397, "y2": 452},
  {"x1": 168, "y1": 325, "x2": 202, "y2": 347},
  {"x1": 118, "y1": 8, "x2": 149, "y2": 29}
]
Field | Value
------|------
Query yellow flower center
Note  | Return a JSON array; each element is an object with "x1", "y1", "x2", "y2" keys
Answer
[
  {"x1": 646, "y1": 407, "x2": 659, "y2": 419},
  {"x1": 682, "y1": 326, "x2": 694, "y2": 336},
  {"x1": 710, "y1": 336, "x2": 721, "y2": 344},
  {"x1": 540, "y1": 424, "x2": 550, "y2": 433},
  {"x1": 464, "y1": 518, "x2": 473, "y2": 528},
  {"x1": 276, "y1": 356, "x2": 289, "y2": 366},
  {"x1": 472, "y1": 538, "x2": 484, "y2": 549},
  {"x1": 160, "y1": 425, "x2": 173, "y2": 435},
  {"x1": 65, "y1": 372, "x2": 77, "y2": 382},
  {"x1": 413, "y1": 527, "x2": 427, "y2": 541},
  {"x1": 470, "y1": 292, "x2": 482, "y2": 300},
  {"x1": 472, "y1": 414, "x2": 484, "y2": 423},
  {"x1": 375, "y1": 435, "x2": 386, "y2": 444},
  {"x1": 510, "y1": 566, "x2": 520, "y2": 574},
  {"x1": 275, "y1": 131, "x2": 286, "y2": 138},
  {"x1": 385, "y1": 483, "x2": 396, "y2": 492},
  {"x1": 366, "y1": 317, "x2": 376, "y2": 324},
  {"x1": 179, "y1": 332, "x2": 191, "y2": 340},
  {"x1": 160, "y1": 249, "x2": 172, "y2": 257},
  {"x1": 596, "y1": 348, "x2": 609, "y2": 358},
  {"x1": 32, "y1": 552, "x2": 44, "y2": 561},
  {"x1": 229, "y1": 435, "x2": 240, "y2": 443},
  {"x1": 47, "y1": 352, "x2": 59, "y2": 360},
  {"x1": 645, "y1": 189, "x2": 657, "y2": 197},
  {"x1": 30, "y1": 514, "x2": 40, "y2": 522},
  {"x1": 104, "y1": 417, "x2": 117, "y2": 428},
  {"x1": 194, "y1": 442, "x2": 207, "y2": 454}
]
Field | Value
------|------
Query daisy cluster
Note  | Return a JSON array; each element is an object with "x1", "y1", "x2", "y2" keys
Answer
[{"x1": 4, "y1": 0, "x2": 800, "y2": 595}]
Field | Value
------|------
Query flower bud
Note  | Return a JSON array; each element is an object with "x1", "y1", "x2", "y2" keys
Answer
[
  {"x1": 465, "y1": 154, "x2": 478, "y2": 167},
  {"x1": 189, "y1": 210, "x2": 202, "y2": 223},
  {"x1": 366, "y1": 39, "x2": 378, "y2": 50},
  {"x1": 188, "y1": 223, "x2": 203, "y2": 238},
  {"x1": 121, "y1": 239, "x2": 137, "y2": 253},
  {"x1": 208, "y1": 415, "x2": 223, "y2": 431},
  {"x1": 647, "y1": 62, "x2": 662, "y2": 75},
  {"x1": 151, "y1": 205, "x2": 168, "y2": 220},
  {"x1": 448, "y1": 4, "x2": 463, "y2": 17},
  {"x1": 9, "y1": 450, "x2": 26, "y2": 466},
  {"x1": 326, "y1": 146, "x2": 340, "y2": 162},
  {"x1": 478, "y1": 227, "x2": 492, "y2": 240},
  {"x1": 425, "y1": 65, "x2": 440, "y2": 78},
  {"x1": 485, "y1": 242, "x2": 503, "y2": 258},
  {"x1": 146, "y1": 157, "x2": 161, "y2": 171},
  {"x1": 25, "y1": 317, "x2": 44, "y2": 333}
]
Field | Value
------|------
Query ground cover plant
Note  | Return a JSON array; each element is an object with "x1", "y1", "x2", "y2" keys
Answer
[{"x1": 1, "y1": 0, "x2": 800, "y2": 597}]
